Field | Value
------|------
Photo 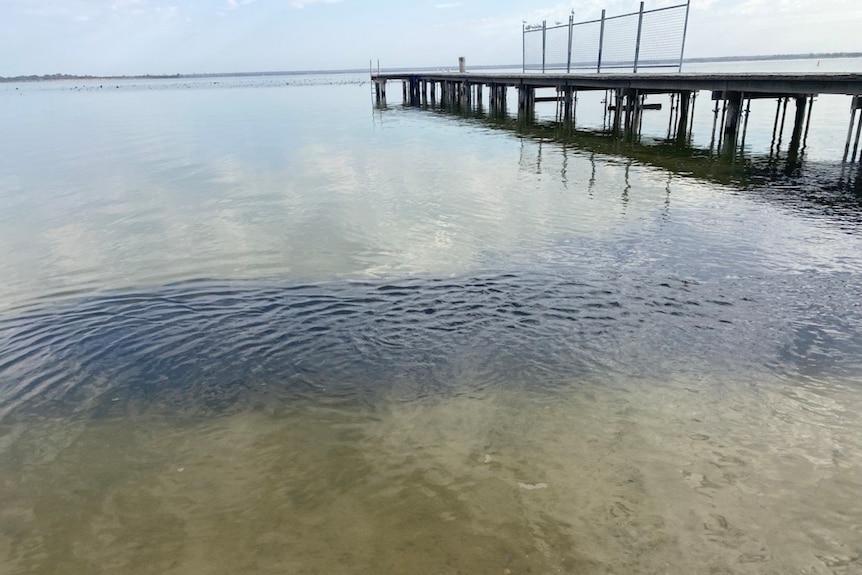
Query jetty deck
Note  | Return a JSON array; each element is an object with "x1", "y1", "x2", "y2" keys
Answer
[
  {"x1": 373, "y1": 72, "x2": 862, "y2": 95},
  {"x1": 370, "y1": 71, "x2": 862, "y2": 162}
]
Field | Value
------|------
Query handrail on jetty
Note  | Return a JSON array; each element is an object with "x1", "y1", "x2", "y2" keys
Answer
[{"x1": 371, "y1": 71, "x2": 862, "y2": 163}]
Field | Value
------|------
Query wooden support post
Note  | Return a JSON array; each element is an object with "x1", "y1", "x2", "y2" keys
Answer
[
  {"x1": 716, "y1": 98, "x2": 728, "y2": 152},
  {"x1": 573, "y1": 90, "x2": 578, "y2": 127},
  {"x1": 688, "y1": 92, "x2": 697, "y2": 140},
  {"x1": 518, "y1": 85, "x2": 535, "y2": 121},
  {"x1": 776, "y1": 97, "x2": 789, "y2": 152},
  {"x1": 787, "y1": 95, "x2": 808, "y2": 163},
  {"x1": 402, "y1": 81, "x2": 407, "y2": 103},
  {"x1": 632, "y1": 92, "x2": 645, "y2": 139},
  {"x1": 802, "y1": 95, "x2": 815, "y2": 151},
  {"x1": 739, "y1": 97, "x2": 752, "y2": 151},
  {"x1": 844, "y1": 97, "x2": 860, "y2": 162},
  {"x1": 375, "y1": 80, "x2": 387, "y2": 105},
  {"x1": 639, "y1": 94, "x2": 647, "y2": 135},
  {"x1": 612, "y1": 89, "x2": 623, "y2": 135},
  {"x1": 667, "y1": 92, "x2": 679, "y2": 140},
  {"x1": 623, "y1": 89, "x2": 636, "y2": 137},
  {"x1": 554, "y1": 86, "x2": 565, "y2": 123},
  {"x1": 770, "y1": 98, "x2": 783, "y2": 157},
  {"x1": 722, "y1": 91, "x2": 743, "y2": 154},
  {"x1": 852, "y1": 106, "x2": 862, "y2": 162},
  {"x1": 676, "y1": 91, "x2": 691, "y2": 144},
  {"x1": 603, "y1": 90, "x2": 610, "y2": 131},
  {"x1": 562, "y1": 87, "x2": 572, "y2": 126},
  {"x1": 709, "y1": 96, "x2": 720, "y2": 152}
]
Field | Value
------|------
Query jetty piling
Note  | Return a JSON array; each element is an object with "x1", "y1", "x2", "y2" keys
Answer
[
  {"x1": 776, "y1": 97, "x2": 790, "y2": 153},
  {"x1": 721, "y1": 92, "x2": 743, "y2": 154},
  {"x1": 674, "y1": 91, "x2": 693, "y2": 144},
  {"x1": 739, "y1": 97, "x2": 752, "y2": 151},
  {"x1": 373, "y1": 78, "x2": 387, "y2": 105},
  {"x1": 787, "y1": 96, "x2": 810, "y2": 163},
  {"x1": 844, "y1": 95, "x2": 862, "y2": 162},
  {"x1": 666, "y1": 93, "x2": 677, "y2": 139}
]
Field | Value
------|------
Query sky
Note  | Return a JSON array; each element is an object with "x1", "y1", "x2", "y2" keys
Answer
[{"x1": 1, "y1": 0, "x2": 861, "y2": 76}]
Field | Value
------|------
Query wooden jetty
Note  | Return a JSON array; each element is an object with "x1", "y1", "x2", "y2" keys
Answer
[{"x1": 371, "y1": 72, "x2": 862, "y2": 162}]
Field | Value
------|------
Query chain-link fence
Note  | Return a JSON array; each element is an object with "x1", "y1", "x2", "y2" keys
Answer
[{"x1": 523, "y1": 1, "x2": 690, "y2": 73}]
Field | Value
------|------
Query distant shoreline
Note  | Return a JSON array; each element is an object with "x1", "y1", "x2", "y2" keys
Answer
[{"x1": 3, "y1": 52, "x2": 861, "y2": 83}]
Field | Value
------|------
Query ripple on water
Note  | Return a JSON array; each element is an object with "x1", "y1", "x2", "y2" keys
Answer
[{"x1": 1, "y1": 258, "x2": 861, "y2": 423}]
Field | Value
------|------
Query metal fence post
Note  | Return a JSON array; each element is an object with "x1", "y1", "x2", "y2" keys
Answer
[
  {"x1": 597, "y1": 10, "x2": 606, "y2": 73},
  {"x1": 633, "y1": 1, "x2": 644, "y2": 73},
  {"x1": 542, "y1": 20, "x2": 547, "y2": 73},
  {"x1": 566, "y1": 14, "x2": 574, "y2": 73},
  {"x1": 678, "y1": 0, "x2": 691, "y2": 72},
  {"x1": 522, "y1": 23, "x2": 526, "y2": 73}
]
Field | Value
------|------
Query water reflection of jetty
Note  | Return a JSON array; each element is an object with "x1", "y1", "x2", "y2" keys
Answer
[
  {"x1": 371, "y1": 72, "x2": 862, "y2": 163},
  {"x1": 410, "y1": 98, "x2": 862, "y2": 205}
]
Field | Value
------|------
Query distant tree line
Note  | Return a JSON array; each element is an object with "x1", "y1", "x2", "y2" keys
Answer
[{"x1": 0, "y1": 72, "x2": 183, "y2": 83}]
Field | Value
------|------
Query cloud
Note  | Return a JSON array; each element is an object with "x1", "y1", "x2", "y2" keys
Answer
[
  {"x1": 11, "y1": 0, "x2": 169, "y2": 22},
  {"x1": 110, "y1": 0, "x2": 146, "y2": 10},
  {"x1": 289, "y1": 0, "x2": 344, "y2": 8},
  {"x1": 225, "y1": 0, "x2": 256, "y2": 9}
]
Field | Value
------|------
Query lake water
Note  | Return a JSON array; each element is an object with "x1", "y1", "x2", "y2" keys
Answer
[{"x1": 2, "y1": 61, "x2": 862, "y2": 574}]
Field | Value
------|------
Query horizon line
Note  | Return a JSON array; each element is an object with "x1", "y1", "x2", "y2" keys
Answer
[{"x1": 3, "y1": 52, "x2": 862, "y2": 82}]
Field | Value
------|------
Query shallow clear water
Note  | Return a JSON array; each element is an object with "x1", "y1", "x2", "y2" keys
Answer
[{"x1": 2, "y1": 69, "x2": 862, "y2": 574}]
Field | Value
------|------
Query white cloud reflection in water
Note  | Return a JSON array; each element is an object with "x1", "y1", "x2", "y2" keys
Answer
[{"x1": 0, "y1": 79, "x2": 694, "y2": 309}]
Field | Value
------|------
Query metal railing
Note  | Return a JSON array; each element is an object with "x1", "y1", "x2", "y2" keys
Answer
[{"x1": 523, "y1": 1, "x2": 690, "y2": 73}]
